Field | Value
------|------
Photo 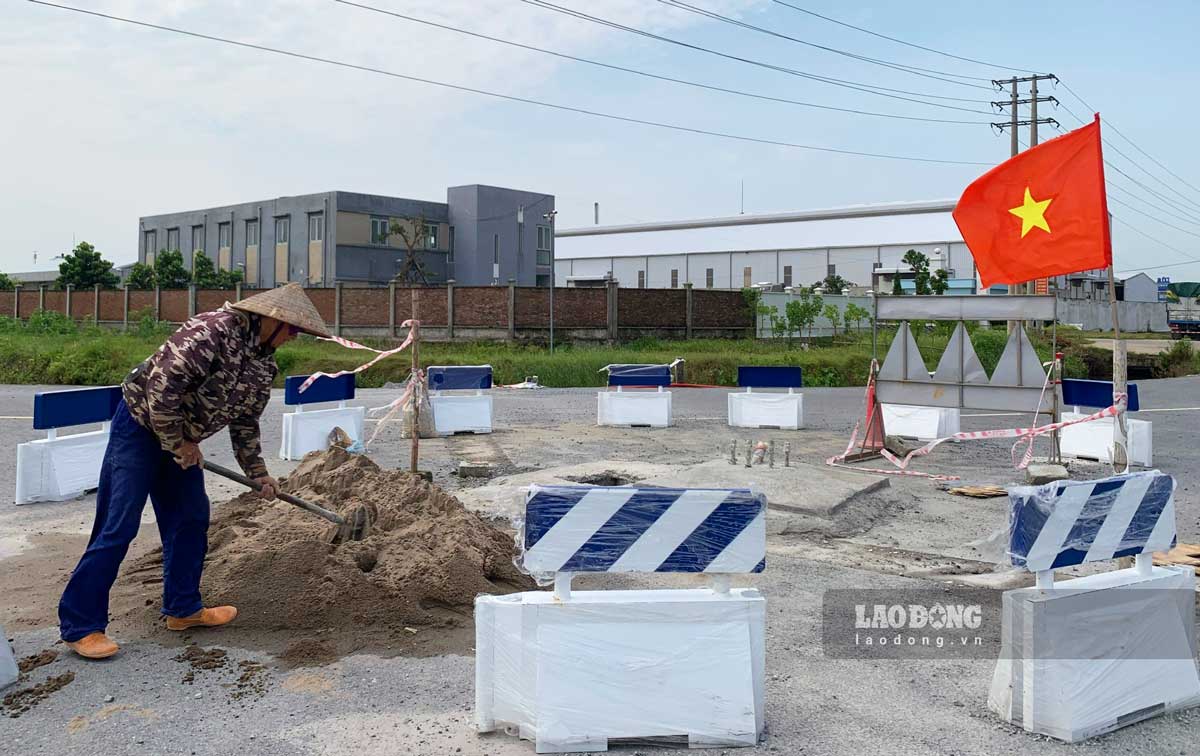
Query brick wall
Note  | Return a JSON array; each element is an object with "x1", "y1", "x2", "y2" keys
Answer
[
  {"x1": 70, "y1": 289, "x2": 92, "y2": 320},
  {"x1": 98, "y1": 290, "x2": 124, "y2": 321},
  {"x1": 340, "y1": 287, "x2": 384, "y2": 326},
  {"x1": 306, "y1": 288, "x2": 336, "y2": 324},
  {"x1": 18, "y1": 290, "x2": 39, "y2": 316},
  {"x1": 550, "y1": 287, "x2": 608, "y2": 328},
  {"x1": 410, "y1": 287, "x2": 447, "y2": 326},
  {"x1": 0, "y1": 292, "x2": 14, "y2": 317},
  {"x1": 514, "y1": 287, "x2": 548, "y2": 327},
  {"x1": 160, "y1": 290, "x2": 188, "y2": 323},
  {"x1": 128, "y1": 290, "x2": 156, "y2": 318},
  {"x1": 618, "y1": 288, "x2": 686, "y2": 328},
  {"x1": 454, "y1": 287, "x2": 508, "y2": 327},
  {"x1": 196, "y1": 289, "x2": 236, "y2": 313},
  {"x1": 43, "y1": 290, "x2": 65, "y2": 315},
  {"x1": 693, "y1": 289, "x2": 752, "y2": 329}
]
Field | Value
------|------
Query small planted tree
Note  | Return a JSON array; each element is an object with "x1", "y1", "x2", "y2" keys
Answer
[
  {"x1": 931, "y1": 268, "x2": 950, "y2": 295},
  {"x1": 822, "y1": 303, "x2": 842, "y2": 339},
  {"x1": 126, "y1": 262, "x2": 156, "y2": 290},
  {"x1": 844, "y1": 302, "x2": 872, "y2": 336},
  {"x1": 814, "y1": 273, "x2": 850, "y2": 295},
  {"x1": 0, "y1": 273, "x2": 17, "y2": 290},
  {"x1": 154, "y1": 250, "x2": 191, "y2": 289},
  {"x1": 891, "y1": 273, "x2": 904, "y2": 296},
  {"x1": 57, "y1": 241, "x2": 119, "y2": 289}
]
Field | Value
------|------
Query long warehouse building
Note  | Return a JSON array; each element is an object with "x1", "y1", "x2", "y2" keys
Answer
[{"x1": 553, "y1": 199, "x2": 979, "y2": 292}]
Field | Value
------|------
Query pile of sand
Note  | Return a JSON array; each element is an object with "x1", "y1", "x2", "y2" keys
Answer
[{"x1": 124, "y1": 447, "x2": 532, "y2": 661}]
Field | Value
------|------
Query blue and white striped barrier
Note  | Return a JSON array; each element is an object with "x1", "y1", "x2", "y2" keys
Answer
[
  {"x1": 427, "y1": 365, "x2": 493, "y2": 435},
  {"x1": 16, "y1": 386, "x2": 121, "y2": 505},
  {"x1": 279, "y1": 374, "x2": 364, "y2": 460},
  {"x1": 1008, "y1": 471, "x2": 1176, "y2": 572},
  {"x1": 521, "y1": 485, "x2": 766, "y2": 575}
]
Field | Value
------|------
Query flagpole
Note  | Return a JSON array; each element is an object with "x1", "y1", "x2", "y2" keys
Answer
[{"x1": 1107, "y1": 263, "x2": 1129, "y2": 472}]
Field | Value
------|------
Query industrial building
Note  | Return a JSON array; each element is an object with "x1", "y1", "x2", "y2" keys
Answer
[
  {"x1": 553, "y1": 200, "x2": 976, "y2": 292},
  {"x1": 137, "y1": 185, "x2": 555, "y2": 288}
]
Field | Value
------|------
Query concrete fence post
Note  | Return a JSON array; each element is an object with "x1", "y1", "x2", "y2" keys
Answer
[
  {"x1": 13, "y1": 285, "x2": 20, "y2": 320},
  {"x1": 187, "y1": 283, "x2": 197, "y2": 317},
  {"x1": 606, "y1": 279, "x2": 619, "y2": 342},
  {"x1": 38, "y1": 285, "x2": 45, "y2": 312},
  {"x1": 64, "y1": 284, "x2": 73, "y2": 320},
  {"x1": 684, "y1": 282, "x2": 694, "y2": 340},
  {"x1": 334, "y1": 281, "x2": 343, "y2": 337},
  {"x1": 446, "y1": 279, "x2": 456, "y2": 340},
  {"x1": 93, "y1": 284, "x2": 101, "y2": 324},
  {"x1": 154, "y1": 286, "x2": 161, "y2": 321},
  {"x1": 122, "y1": 285, "x2": 130, "y2": 331},
  {"x1": 234, "y1": 281, "x2": 243, "y2": 302},
  {"x1": 507, "y1": 279, "x2": 516, "y2": 341},
  {"x1": 388, "y1": 281, "x2": 397, "y2": 338}
]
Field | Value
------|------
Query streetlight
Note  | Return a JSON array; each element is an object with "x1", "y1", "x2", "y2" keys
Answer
[{"x1": 543, "y1": 209, "x2": 558, "y2": 353}]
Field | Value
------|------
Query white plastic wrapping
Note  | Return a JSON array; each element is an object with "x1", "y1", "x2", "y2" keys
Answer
[
  {"x1": 0, "y1": 626, "x2": 17, "y2": 690},
  {"x1": 988, "y1": 564, "x2": 1200, "y2": 742},
  {"x1": 278, "y1": 406, "x2": 365, "y2": 461},
  {"x1": 15, "y1": 428, "x2": 108, "y2": 505},
  {"x1": 475, "y1": 588, "x2": 765, "y2": 752}
]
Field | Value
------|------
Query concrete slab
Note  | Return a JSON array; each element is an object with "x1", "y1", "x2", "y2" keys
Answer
[
  {"x1": 639, "y1": 459, "x2": 889, "y2": 518},
  {"x1": 454, "y1": 460, "x2": 677, "y2": 519}
]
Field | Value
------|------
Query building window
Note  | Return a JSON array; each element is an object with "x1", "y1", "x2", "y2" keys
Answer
[
  {"x1": 275, "y1": 217, "x2": 290, "y2": 244},
  {"x1": 743, "y1": 266, "x2": 752, "y2": 288},
  {"x1": 309, "y1": 214, "x2": 324, "y2": 242},
  {"x1": 537, "y1": 225, "x2": 552, "y2": 251},
  {"x1": 783, "y1": 265, "x2": 792, "y2": 287},
  {"x1": 448, "y1": 226, "x2": 455, "y2": 262},
  {"x1": 370, "y1": 216, "x2": 388, "y2": 244},
  {"x1": 638, "y1": 270, "x2": 645, "y2": 288},
  {"x1": 245, "y1": 220, "x2": 259, "y2": 247},
  {"x1": 536, "y1": 274, "x2": 551, "y2": 287},
  {"x1": 191, "y1": 225, "x2": 205, "y2": 252},
  {"x1": 166, "y1": 227, "x2": 180, "y2": 252},
  {"x1": 218, "y1": 222, "x2": 231, "y2": 248},
  {"x1": 143, "y1": 230, "x2": 156, "y2": 258},
  {"x1": 705, "y1": 268, "x2": 714, "y2": 288},
  {"x1": 827, "y1": 263, "x2": 836, "y2": 277},
  {"x1": 670, "y1": 269, "x2": 679, "y2": 288},
  {"x1": 424, "y1": 222, "x2": 438, "y2": 250}
]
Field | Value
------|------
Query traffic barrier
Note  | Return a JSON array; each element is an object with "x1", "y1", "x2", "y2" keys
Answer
[
  {"x1": 880, "y1": 403, "x2": 960, "y2": 440},
  {"x1": 989, "y1": 471, "x2": 1200, "y2": 742},
  {"x1": 1059, "y1": 379, "x2": 1151, "y2": 466},
  {"x1": 427, "y1": 365, "x2": 493, "y2": 435},
  {"x1": 728, "y1": 366, "x2": 804, "y2": 430},
  {"x1": 475, "y1": 485, "x2": 766, "y2": 752},
  {"x1": 278, "y1": 374, "x2": 364, "y2": 461},
  {"x1": 597, "y1": 364, "x2": 673, "y2": 427},
  {"x1": 16, "y1": 386, "x2": 121, "y2": 505}
]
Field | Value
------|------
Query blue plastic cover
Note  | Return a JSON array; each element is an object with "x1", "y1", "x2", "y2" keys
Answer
[
  {"x1": 1061, "y1": 378, "x2": 1140, "y2": 412},
  {"x1": 427, "y1": 365, "x2": 493, "y2": 391},
  {"x1": 33, "y1": 386, "x2": 123, "y2": 430},
  {"x1": 737, "y1": 366, "x2": 802, "y2": 388},
  {"x1": 605, "y1": 364, "x2": 672, "y2": 387},
  {"x1": 284, "y1": 374, "x2": 355, "y2": 405},
  {"x1": 1007, "y1": 471, "x2": 1175, "y2": 572},
  {"x1": 520, "y1": 485, "x2": 766, "y2": 575}
]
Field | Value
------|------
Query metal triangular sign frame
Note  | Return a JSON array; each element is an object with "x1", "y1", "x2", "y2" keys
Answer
[
  {"x1": 990, "y1": 326, "x2": 1046, "y2": 388},
  {"x1": 933, "y1": 323, "x2": 989, "y2": 384},
  {"x1": 878, "y1": 322, "x2": 929, "y2": 382}
]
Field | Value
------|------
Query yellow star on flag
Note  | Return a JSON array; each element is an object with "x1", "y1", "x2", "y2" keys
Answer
[{"x1": 1008, "y1": 187, "x2": 1053, "y2": 238}]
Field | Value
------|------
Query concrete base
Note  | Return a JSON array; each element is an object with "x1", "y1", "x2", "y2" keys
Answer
[
  {"x1": 597, "y1": 390, "x2": 672, "y2": 428},
  {"x1": 279, "y1": 406, "x2": 366, "y2": 461},
  {"x1": 989, "y1": 565, "x2": 1200, "y2": 742},
  {"x1": 15, "y1": 428, "x2": 108, "y2": 505},
  {"x1": 1060, "y1": 412, "x2": 1153, "y2": 467},
  {"x1": 431, "y1": 393, "x2": 493, "y2": 435},
  {"x1": 1025, "y1": 463, "x2": 1069, "y2": 485},
  {"x1": 727, "y1": 391, "x2": 804, "y2": 430},
  {"x1": 475, "y1": 588, "x2": 764, "y2": 753},
  {"x1": 881, "y1": 405, "x2": 960, "y2": 441}
]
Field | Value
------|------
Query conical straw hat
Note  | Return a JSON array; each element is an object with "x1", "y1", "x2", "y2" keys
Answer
[{"x1": 230, "y1": 283, "x2": 331, "y2": 338}]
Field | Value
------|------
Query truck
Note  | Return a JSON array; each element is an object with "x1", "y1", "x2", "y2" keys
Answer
[{"x1": 1166, "y1": 282, "x2": 1200, "y2": 339}]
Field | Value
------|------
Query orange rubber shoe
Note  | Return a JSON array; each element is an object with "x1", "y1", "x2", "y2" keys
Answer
[
  {"x1": 165, "y1": 606, "x2": 238, "y2": 631},
  {"x1": 66, "y1": 632, "x2": 119, "y2": 659}
]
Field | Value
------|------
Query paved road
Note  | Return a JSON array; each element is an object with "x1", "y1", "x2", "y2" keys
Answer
[
  {"x1": 1089, "y1": 337, "x2": 1176, "y2": 355},
  {"x1": 4, "y1": 380, "x2": 1200, "y2": 755}
]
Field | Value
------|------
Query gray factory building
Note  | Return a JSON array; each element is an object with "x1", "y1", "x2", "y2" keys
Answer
[{"x1": 137, "y1": 185, "x2": 555, "y2": 288}]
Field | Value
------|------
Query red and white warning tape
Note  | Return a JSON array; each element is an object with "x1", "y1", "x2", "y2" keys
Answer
[{"x1": 298, "y1": 321, "x2": 418, "y2": 393}]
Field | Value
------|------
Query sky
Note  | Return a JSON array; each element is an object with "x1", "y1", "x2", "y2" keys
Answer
[{"x1": 3, "y1": 0, "x2": 1199, "y2": 279}]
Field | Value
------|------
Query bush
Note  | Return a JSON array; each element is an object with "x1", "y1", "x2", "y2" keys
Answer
[
  {"x1": 1158, "y1": 339, "x2": 1198, "y2": 378},
  {"x1": 26, "y1": 309, "x2": 77, "y2": 335}
]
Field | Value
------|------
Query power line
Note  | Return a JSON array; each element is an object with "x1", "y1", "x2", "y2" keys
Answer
[
  {"x1": 516, "y1": 0, "x2": 995, "y2": 109},
  {"x1": 1106, "y1": 182, "x2": 1200, "y2": 231},
  {"x1": 333, "y1": 0, "x2": 990, "y2": 125},
  {"x1": 26, "y1": 0, "x2": 994, "y2": 167},
  {"x1": 1107, "y1": 194, "x2": 1200, "y2": 240},
  {"x1": 769, "y1": 0, "x2": 1039, "y2": 74},
  {"x1": 1111, "y1": 215, "x2": 1200, "y2": 274},
  {"x1": 654, "y1": 0, "x2": 993, "y2": 86}
]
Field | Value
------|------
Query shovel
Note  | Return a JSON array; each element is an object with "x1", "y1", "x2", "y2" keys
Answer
[{"x1": 202, "y1": 460, "x2": 369, "y2": 542}]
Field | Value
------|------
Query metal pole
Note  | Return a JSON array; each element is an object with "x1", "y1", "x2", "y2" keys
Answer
[
  {"x1": 1007, "y1": 78, "x2": 1020, "y2": 331},
  {"x1": 1108, "y1": 264, "x2": 1129, "y2": 472},
  {"x1": 1030, "y1": 78, "x2": 1040, "y2": 148},
  {"x1": 549, "y1": 213, "x2": 556, "y2": 353}
]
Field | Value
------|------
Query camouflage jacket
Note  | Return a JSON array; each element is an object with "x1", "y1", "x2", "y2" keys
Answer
[{"x1": 122, "y1": 305, "x2": 277, "y2": 478}]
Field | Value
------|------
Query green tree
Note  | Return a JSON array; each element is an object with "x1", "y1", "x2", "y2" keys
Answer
[
  {"x1": 786, "y1": 289, "x2": 824, "y2": 344},
  {"x1": 154, "y1": 250, "x2": 191, "y2": 289},
  {"x1": 902, "y1": 249, "x2": 933, "y2": 295},
  {"x1": 0, "y1": 273, "x2": 17, "y2": 290},
  {"x1": 126, "y1": 262, "x2": 156, "y2": 290},
  {"x1": 192, "y1": 250, "x2": 217, "y2": 286},
  {"x1": 931, "y1": 268, "x2": 950, "y2": 295},
  {"x1": 891, "y1": 273, "x2": 904, "y2": 296},
  {"x1": 814, "y1": 273, "x2": 851, "y2": 295},
  {"x1": 844, "y1": 302, "x2": 872, "y2": 335},
  {"x1": 822, "y1": 303, "x2": 842, "y2": 339},
  {"x1": 56, "y1": 241, "x2": 119, "y2": 289}
]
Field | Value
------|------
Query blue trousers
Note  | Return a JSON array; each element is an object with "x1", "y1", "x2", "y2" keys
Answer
[{"x1": 59, "y1": 399, "x2": 210, "y2": 642}]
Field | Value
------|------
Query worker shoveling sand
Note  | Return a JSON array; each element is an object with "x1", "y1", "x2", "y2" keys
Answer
[{"x1": 120, "y1": 447, "x2": 533, "y2": 662}]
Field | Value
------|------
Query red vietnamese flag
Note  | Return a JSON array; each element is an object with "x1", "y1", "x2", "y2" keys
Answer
[{"x1": 953, "y1": 115, "x2": 1111, "y2": 289}]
